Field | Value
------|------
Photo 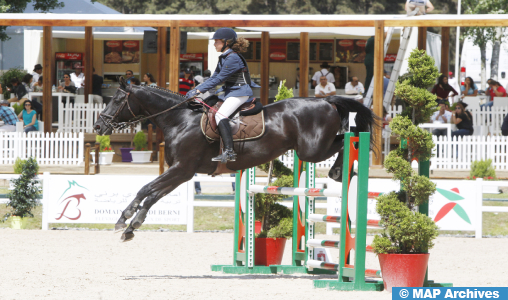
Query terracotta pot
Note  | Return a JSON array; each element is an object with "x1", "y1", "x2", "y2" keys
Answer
[
  {"x1": 120, "y1": 148, "x2": 133, "y2": 162},
  {"x1": 378, "y1": 253, "x2": 430, "y2": 293},
  {"x1": 254, "y1": 237, "x2": 286, "y2": 266}
]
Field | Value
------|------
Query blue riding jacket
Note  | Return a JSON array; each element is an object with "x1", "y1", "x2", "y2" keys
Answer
[{"x1": 196, "y1": 49, "x2": 259, "y2": 101}]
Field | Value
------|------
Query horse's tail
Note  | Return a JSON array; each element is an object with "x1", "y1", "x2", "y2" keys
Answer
[{"x1": 326, "y1": 96, "x2": 381, "y2": 147}]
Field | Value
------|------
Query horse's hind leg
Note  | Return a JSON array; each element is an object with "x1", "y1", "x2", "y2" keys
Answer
[{"x1": 121, "y1": 165, "x2": 194, "y2": 242}]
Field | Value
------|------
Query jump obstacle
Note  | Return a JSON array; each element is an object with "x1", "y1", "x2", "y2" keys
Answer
[{"x1": 212, "y1": 132, "x2": 452, "y2": 291}]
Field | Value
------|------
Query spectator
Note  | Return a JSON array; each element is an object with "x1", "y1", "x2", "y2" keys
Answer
[
  {"x1": 430, "y1": 100, "x2": 452, "y2": 136},
  {"x1": 501, "y1": 113, "x2": 508, "y2": 136},
  {"x1": 0, "y1": 100, "x2": 19, "y2": 132},
  {"x1": 431, "y1": 74, "x2": 458, "y2": 101},
  {"x1": 364, "y1": 35, "x2": 375, "y2": 92},
  {"x1": 451, "y1": 102, "x2": 474, "y2": 137},
  {"x1": 130, "y1": 77, "x2": 141, "y2": 85},
  {"x1": 194, "y1": 174, "x2": 201, "y2": 195},
  {"x1": 345, "y1": 77, "x2": 365, "y2": 95},
  {"x1": 179, "y1": 68, "x2": 195, "y2": 95},
  {"x1": 460, "y1": 77, "x2": 478, "y2": 97},
  {"x1": 312, "y1": 62, "x2": 334, "y2": 88},
  {"x1": 92, "y1": 68, "x2": 104, "y2": 104},
  {"x1": 143, "y1": 73, "x2": 157, "y2": 87},
  {"x1": 230, "y1": 173, "x2": 236, "y2": 194},
  {"x1": 57, "y1": 74, "x2": 76, "y2": 93},
  {"x1": 483, "y1": 80, "x2": 507, "y2": 108},
  {"x1": 333, "y1": 67, "x2": 342, "y2": 89},
  {"x1": 31, "y1": 64, "x2": 43, "y2": 88},
  {"x1": 0, "y1": 83, "x2": 3, "y2": 95},
  {"x1": 70, "y1": 66, "x2": 85, "y2": 88},
  {"x1": 7, "y1": 77, "x2": 29, "y2": 105},
  {"x1": 406, "y1": 0, "x2": 434, "y2": 16},
  {"x1": 382, "y1": 107, "x2": 392, "y2": 128},
  {"x1": 33, "y1": 76, "x2": 43, "y2": 92},
  {"x1": 315, "y1": 75, "x2": 336, "y2": 98},
  {"x1": 22, "y1": 74, "x2": 34, "y2": 93},
  {"x1": 18, "y1": 100, "x2": 39, "y2": 133},
  {"x1": 448, "y1": 71, "x2": 461, "y2": 95},
  {"x1": 383, "y1": 70, "x2": 390, "y2": 97},
  {"x1": 125, "y1": 70, "x2": 134, "y2": 85},
  {"x1": 295, "y1": 67, "x2": 313, "y2": 90}
]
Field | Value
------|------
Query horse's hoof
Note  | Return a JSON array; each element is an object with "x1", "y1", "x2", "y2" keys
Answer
[
  {"x1": 121, "y1": 232, "x2": 135, "y2": 242},
  {"x1": 114, "y1": 223, "x2": 127, "y2": 233}
]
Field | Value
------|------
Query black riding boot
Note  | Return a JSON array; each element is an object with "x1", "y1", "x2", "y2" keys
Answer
[{"x1": 212, "y1": 119, "x2": 237, "y2": 163}]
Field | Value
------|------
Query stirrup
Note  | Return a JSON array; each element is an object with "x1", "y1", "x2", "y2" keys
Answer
[{"x1": 212, "y1": 149, "x2": 237, "y2": 163}]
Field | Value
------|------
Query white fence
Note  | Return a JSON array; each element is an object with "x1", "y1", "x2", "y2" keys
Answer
[
  {"x1": 58, "y1": 101, "x2": 139, "y2": 134},
  {"x1": 0, "y1": 132, "x2": 84, "y2": 165},
  {"x1": 431, "y1": 135, "x2": 508, "y2": 170},
  {"x1": 279, "y1": 151, "x2": 338, "y2": 169}
]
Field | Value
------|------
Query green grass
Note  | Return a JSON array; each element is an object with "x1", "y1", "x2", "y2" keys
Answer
[{"x1": 1, "y1": 201, "x2": 508, "y2": 236}]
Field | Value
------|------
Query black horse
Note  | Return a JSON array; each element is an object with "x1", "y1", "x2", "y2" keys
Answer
[{"x1": 94, "y1": 77, "x2": 377, "y2": 242}]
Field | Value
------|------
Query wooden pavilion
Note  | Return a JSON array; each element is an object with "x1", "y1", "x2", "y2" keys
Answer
[{"x1": 1, "y1": 13, "x2": 507, "y2": 166}]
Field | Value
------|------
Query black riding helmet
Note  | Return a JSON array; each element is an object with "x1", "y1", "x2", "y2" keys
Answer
[{"x1": 211, "y1": 27, "x2": 237, "y2": 52}]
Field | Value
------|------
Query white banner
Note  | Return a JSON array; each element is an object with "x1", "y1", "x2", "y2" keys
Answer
[
  {"x1": 327, "y1": 178, "x2": 478, "y2": 231},
  {"x1": 43, "y1": 175, "x2": 189, "y2": 225}
]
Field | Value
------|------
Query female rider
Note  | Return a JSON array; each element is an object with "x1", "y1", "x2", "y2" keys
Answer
[{"x1": 186, "y1": 28, "x2": 258, "y2": 163}]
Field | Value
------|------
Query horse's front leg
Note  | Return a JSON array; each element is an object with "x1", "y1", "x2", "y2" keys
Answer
[
  {"x1": 114, "y1": 185, "x2": 152, "y2": 233},
  {"x1": 121, "y1": 165, "x2": 194, "y2": 242}
]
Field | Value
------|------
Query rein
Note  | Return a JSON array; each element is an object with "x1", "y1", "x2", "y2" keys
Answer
[{"x1": 99, "y1": 88, "x2": 193, "y2": 131}]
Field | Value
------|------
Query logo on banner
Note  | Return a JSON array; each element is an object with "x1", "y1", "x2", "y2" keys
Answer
[
  {"x1": 56, "y1": 181, "x2": 89, "y2": 220},
  {"x1": 338, "y1": 40, "x2": 353, "y2": 47},
  {"x1": 434, "y1": 188, "x2": 471, "y2": 224},
  {"x1": 356, "y1": 40, "x2": 367, "y2": 47},
  {"x1": 270, "y1": 52, "x2": 286, "y2": 60}
]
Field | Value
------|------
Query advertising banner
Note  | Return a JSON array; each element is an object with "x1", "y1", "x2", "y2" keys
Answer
[
  {"x1": 335, "y1": 39, "x2": 367, "y2": 63},
  {"x1": 327, "y1": 179, "x2": 478, "y2": 231},
  {"x1": 104, "y1": 40, "x2": 140, "y2": 64},
  {"x1": 43, "y1": 175, "x2": 188, "y2": 225}
]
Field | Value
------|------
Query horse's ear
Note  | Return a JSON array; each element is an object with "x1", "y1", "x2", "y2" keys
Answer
[{"x1": 119, "y1": 76, "x2": 127, "y2": 88}]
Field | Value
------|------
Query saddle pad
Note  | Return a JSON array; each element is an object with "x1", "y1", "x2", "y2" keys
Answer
[{"x1": 201, "y1": 110, "x2": 265, "y2": 142}]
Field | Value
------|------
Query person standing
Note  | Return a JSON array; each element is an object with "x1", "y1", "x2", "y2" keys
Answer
[
  {"x1": 364, "y1": 35, "x2": 375, "y2": 93},
  {"x1": 311, "y1": 62, "x2": 334, "y2": 88},
  {"x1": 0, "y1": 100, "x2": 19, "y2": 132},
  {"x1": 178, "y1": 68, "x2": 195, "y2": 95},
  {"x1": 405, "y1": 0, "x2": 434, "y2": 16},
  {"x1": 18, "y1": 100, "x2": 39, "y2": 133},
  {"x1": 186, "y1": 27, "x2": 259, "y2": 163},
  {"x1": 70, "y1": 66, "x2": 85, "y2": 88},
  {"x1": 315, "y1": 76, "x2": 336, "y2": 98},
  {"x1": 92, "y1": 68, "x2": 104, "y2": 104},
  {"x1": 31, "y1": 64, "x2": 43, "y2": 88}
]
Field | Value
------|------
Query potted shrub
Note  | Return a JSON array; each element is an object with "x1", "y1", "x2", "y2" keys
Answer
[
  {"x1": 130, "y1": 131, "x2": 152, "y2": 163},
  {"x1": 91, "y1": 135, "x2": 115, "y2": 165},
  {"x1": 2, "y1": 157, "x2": 41, "y2": 229},
  {"x1": 372, "y1": 49, "x2": 440, "y2": 292},
  {"x1": 468, "y1": 159, "x2": 498, "y2": 193}
]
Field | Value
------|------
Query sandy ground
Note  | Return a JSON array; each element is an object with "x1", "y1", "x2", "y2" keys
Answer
[{"x1": 1, "y1": 230, "x2": 507, "y2": 300}]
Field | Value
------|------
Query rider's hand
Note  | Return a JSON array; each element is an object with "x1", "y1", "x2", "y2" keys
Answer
[{"x1": 186, "y1": 89, "x2": 198, "y2": 100}]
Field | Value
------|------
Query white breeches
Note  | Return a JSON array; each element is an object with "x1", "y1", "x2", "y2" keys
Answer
[{"x1": 215, "y1": 96, "x2": 250, "y2": 124}]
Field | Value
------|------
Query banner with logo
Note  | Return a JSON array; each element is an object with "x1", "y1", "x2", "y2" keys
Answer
[
  {"x1": 43, "y1": 175, "x2": 189, "y2": 225},
  {"x1": 327, "y1": 179, "x2": 478, "y2": 231},
  {"x1": 336, "y1": 39, "x2": 367, "y2": 63},
  {"x1": 104, "y1": 40, "x2": 140, "y2": 64}
]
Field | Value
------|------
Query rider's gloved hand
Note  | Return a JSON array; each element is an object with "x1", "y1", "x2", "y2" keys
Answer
[{"x1": 186, "y1": 89, "x2": 198, "y2": 100}]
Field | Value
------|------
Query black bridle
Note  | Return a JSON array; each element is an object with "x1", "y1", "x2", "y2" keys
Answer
[{"x1": 98, "y1": 88, "x2": 195, "y2": 131}]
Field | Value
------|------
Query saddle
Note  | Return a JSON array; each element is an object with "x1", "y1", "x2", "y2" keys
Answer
[{"x1": 200, "y1": 98, "x2": 265, "y2": 142}]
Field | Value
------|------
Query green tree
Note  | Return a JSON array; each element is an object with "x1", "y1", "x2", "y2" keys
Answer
[{"x1": 0, "y1": 0, "x2": 65, "y2": 41}]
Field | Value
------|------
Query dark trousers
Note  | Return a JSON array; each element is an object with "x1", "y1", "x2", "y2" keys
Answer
[
  {"x1": 502, "y1": 130, "x2": 508, "y2": 136},
  {"x1": 451, "y1": 129, "x2": 473, "y2": 138},
  {"x1": 364, "y1": 62, "x2": 374, "y2": 93}
]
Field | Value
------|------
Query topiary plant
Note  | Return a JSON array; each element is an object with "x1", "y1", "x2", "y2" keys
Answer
[
  {"x1": 372, "y1": 49, "x2": 440, "y2": 255},
  {"x1": 132, "y1": 131, "x2": 147, "y2": 151},
  {"x1": 96, "y1": 135, "x2": 113, "y2": 152},
  {"x1": 2, "y1": 157, "x2": 41, "y2": 220},
  {"x1": 1, "y1": 67, "x2": 28, "y2": 99}
]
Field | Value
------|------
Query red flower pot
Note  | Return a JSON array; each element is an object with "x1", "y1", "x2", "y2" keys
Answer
[
  {"x1": 254, "y1": 237, "x2": 286, "y2": 266},
  {"x1": 255, "y1": 221, "x2": 262, "y2": 234},
  {"x1": 378, "y1": 253, "x2": 430, "y2": 293}
]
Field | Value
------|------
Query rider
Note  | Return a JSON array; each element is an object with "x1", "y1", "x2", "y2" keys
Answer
[{"x1": 186, "y1": 28, "x2": 258, "y2": 163}]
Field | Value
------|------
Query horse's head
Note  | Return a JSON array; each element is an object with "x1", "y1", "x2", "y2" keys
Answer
[{"x1": 94, "y1": 77, "x2": 143, "y2": 135}]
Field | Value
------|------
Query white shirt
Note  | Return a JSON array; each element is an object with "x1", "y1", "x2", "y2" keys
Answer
[
  {"x1": 70, "y1": 72, "x2": 85, "y2": 87},
  {"x1": 345, "y1": 81, "x2": 365, "y2": 95},
  {"x1": 312, "y1": 69, "x2": 335, "y2": 83},
  {"x1": 31, "y1": 72, "x2": 40, "y2": 88},
  {"x1": 407, "y1": 0, "x2": 427, "y2": 4},
  {"x1": 315, "y1": 82, "x2": 336, "y2": 97},
  {"x1": 431, "y1": 110, "x2": 452, "y2": 123}
]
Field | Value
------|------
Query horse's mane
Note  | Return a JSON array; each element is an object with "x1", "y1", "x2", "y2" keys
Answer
[{"x1": 130, "y1": 84, "x2": 186, "y2": 102}]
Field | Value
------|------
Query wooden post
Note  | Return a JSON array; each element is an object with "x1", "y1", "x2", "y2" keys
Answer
[
  {"x1": 84, "y1": 143, "x2": 90, "y2": 175},
  {"x1": 373, "y1": 20, "x2": 385, "y2": 167},
  {"x1": 147, "y1": 124, "x2": 154, "y2": 162},
  {"x1": 157, "y1": 27, "x2": 168, "y2": 88},
  {"x1": 94, "y1": 142, "x2": 100, "y2": 174},
  {"x1": 42, "y1": 26, "x2": 52, "y2": 132},
  {"x1": 440, "y1": 27, "x2": 450, "y2": 76},
  {"x1": 260, "y1": 31, "x2": 270, "y2": 105},
  {"x1": 169, "y1": 21, "x2": 180, "y2": 92},
  {"x1": 159, "y1": 142, "x2": 165, "y2": 175},
  {"x1": 299, "y1": 32, "x2": 309, "y2": 97},
  {"x1": 84, "y1": 27, "x2": 93, "y2": 103},
  {"x1": 418, "y1": 27, "x2": 427, "y2": 51}
]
